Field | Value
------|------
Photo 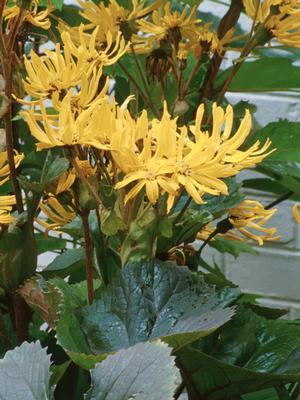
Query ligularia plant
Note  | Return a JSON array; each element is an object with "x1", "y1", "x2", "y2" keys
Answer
[{"x1": 1, "y1": 0, "x2": 300, "y2": 398}]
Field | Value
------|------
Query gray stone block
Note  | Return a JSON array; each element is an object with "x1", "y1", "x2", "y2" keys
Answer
[{"x1": 225, "y1": 248, "x2": 300, "y2": 301}]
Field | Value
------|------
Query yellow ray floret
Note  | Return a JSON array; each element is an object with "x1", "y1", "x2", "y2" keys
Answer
[
  {"x1": 292, "y1": 204, "x2": 300, "y2": 224},
  {"x1": 61, "y1": 25, "x2": 129, "y2": 68},
  {"x1": 0, "y1": 150, "x2": 24, "y2": 185},
  {"x1": 37, "y1": 197, "x2": 76, "y2": 234},
  {"x1": 54, "y1": 171, "x2": 76, "y2": 195},
  {"x1": 0, "y1": 195, "x2": 16, "y2": 225},
  {"x1": 20, "y1": 92, "x2": 117, "y2": 150}
]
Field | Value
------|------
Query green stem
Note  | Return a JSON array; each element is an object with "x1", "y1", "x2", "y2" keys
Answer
[
  {"x1": 130, "y1": 44, "x2": 159, "y2": 117},
  {"x1": 118, "y1": 59, "x2": 159, "y2": 118},
  {"x1": 174, "y1": 196, "x2": 192, "y2": 225},
  {"x1": 71, "y1": 149, "x2": 103, "y2": 208},
  {"x1": 265, "y1": 191, "x2": 293, "y2": 210}
]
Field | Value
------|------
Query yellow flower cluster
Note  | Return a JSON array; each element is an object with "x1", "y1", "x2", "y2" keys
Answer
[
  {"x1": 19, "y1": 0, "x2": 274, "y2": 232},
  {"x1": 243, "y1": 0, "x2": 300, "y2": 48},
  {"x1": 114, "y1": 103, "x2": 273, "y2": 211}
]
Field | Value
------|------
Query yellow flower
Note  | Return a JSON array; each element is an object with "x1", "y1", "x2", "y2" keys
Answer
[
  {"x1": 0, "y1": 195, "x2": 16, "y2": 225},
  {"x1": 4, "y1": 0, "x2": 54, "y2": 30},
  {"x1": 192, "y1": 24, "x2": 233, "y2": 57},
  {"x1": 37, "y1": 197, "x2": 75, "y2": 234},
  {"x1": 270, "y1": 13, "x2": 300, "y2": 48},
  {"x1": 21, "y1": 92, "x2": 127, "y2": 151},
  {"x1": 21, "y1": 91, "x2": 114, "y2": 150},
  {"x1": 22, "y1": 43, "x2": 85, "y2": 100},
  {"x1": 61, "y1": 25, "x2": 128, "y2": 68},
  {"x1": 227, "y1": 200, "x2": 279, "y2": 245},
  {"x1": 243, "y1": 0, "x2": 300, "y2": 48},
  {"x1": 243, "y1": 0, "x2": 300, "y2": 22},
  {"x1": 0, "y1": 150, "x2": 24, "y2": 185},
  {"x1": 138, "y1": 3, "x2": 200, "y2": 48},
  {"x1": 114, "y1": 102, "x2": 273, "y2": 212},
  {"x1": 77, "y1": 0, "x2": 162, "y2": 42},
  {"x1": 197, "y1": 200, "x2": 279, "y2": 246}
]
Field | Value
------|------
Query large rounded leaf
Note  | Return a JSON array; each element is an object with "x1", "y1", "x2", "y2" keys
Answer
[
  {"x1": 176, "y1": 308, "x2": 300, "y2": 399},
  {"x1": 86, "y1": 341, "x2": 179, "y2": 400},
  {"x1": 0, "y1": 341, "x2": 53, "y2": 400},
  {"x1": 77, "y1": 259, "x2": 235, "y2": 354}
]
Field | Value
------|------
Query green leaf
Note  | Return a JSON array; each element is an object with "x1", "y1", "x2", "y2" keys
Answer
[
  {"x1": 49, "y1": 360, "x2": 71, "y2": 387},
  {"x1": 121, "y1": 206, "x2": 158, "y2": 265},
  {"x1": 242, "y1": 388, "x2": 279, "y2": 400},
  {"x1": 42, "y1": 248, "x2": 85, "y2": 278},
  {"x1": 201, "y1": 178, "x2": 244, "y2": 216},
  {"x1": 257, "y1": 162, "x2": 300, "y2": 197},
  {"x1": 248, "y1": 121, "x2": 300, "y2": 162},
  {"x1": 208, "y1": 237, "x2": 257, "y2": 257},
  {"x1": 177, "y1": 308, "x2": 300, "y2": 399},
  {"x1": 86, "y1": 341, "x2": 180, "y2": 400},
  {"x1": 0, "y1": 341, "x2": 53, "y2": 399},
  {"x1": 49, "y1": 279, "x2": 104, "y2": 370},
  {"x1": 42, "y1": 157, "x2": 69, "y2": 186},
  {"x1": 50, "y1": 0, "x2": 64, "y2": 10},
  {"x1": 99, "y1": 207, "x2": 124, "y2": 236},
  {"x1": 77, "y1": 259, "x2": 235, "y2": 355},
  {"x1": 218, "y1": 58, "x2": 300, "y2": 92},
  {"x1": 35, "y1": 234, "x2": 67, "y2": 255},
  {"x1": 243, "y1": 178, "x2": 288, "y2": 195},
  {"x1": 0, "y1": 221, "x2": 37, "y2": 290}
]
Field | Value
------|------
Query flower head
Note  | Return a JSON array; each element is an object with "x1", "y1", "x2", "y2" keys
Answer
[
  {"x1": 243, "y1": 0, "x2": 300, "y2": 48},
  {"x1": 227, "y1": 200, "x2": 279, "y2": 245},
  {"x1": 22, "y1": 44, "x2": 85, "y2": 100},
  {"x1": 4, "y1": 0, "x2": 54, "y2": 30},
  {"x1": 21, "y1": 92, "x2": 120, "y2": 151},
  {"x1": 61, "y1": 25, "x2": 128, "y2": 68},
  {"x1": 77, "y1": 0, "x2": 162, "y2": 42},
  {"x1": 138, "y1": 3, "x2": 200, "y2": 49}
]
